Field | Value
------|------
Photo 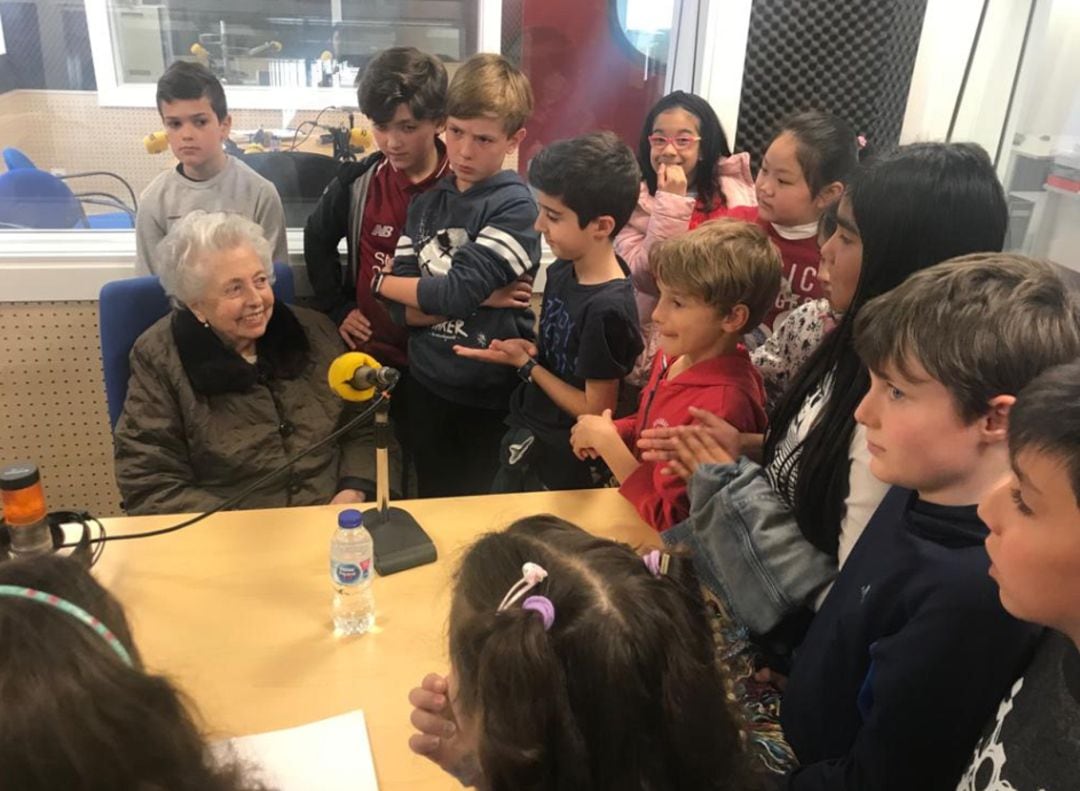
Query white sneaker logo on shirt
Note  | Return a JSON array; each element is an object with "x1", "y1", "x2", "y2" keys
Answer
[
  {"x1": 508, "y1": 435, "x2": 535, "y2": 466},
  {"x1": 371, "y1": 224, "x2": 395, "y2": 238}
]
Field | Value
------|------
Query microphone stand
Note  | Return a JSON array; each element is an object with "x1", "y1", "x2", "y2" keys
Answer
[{"x1": 362, "y1": 393, "x2": 436, "y2": 575}]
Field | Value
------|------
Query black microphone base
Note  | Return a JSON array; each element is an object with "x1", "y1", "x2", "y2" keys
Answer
[{"x1": 362, "y1": 506, "x2": 436, "y2": 576}]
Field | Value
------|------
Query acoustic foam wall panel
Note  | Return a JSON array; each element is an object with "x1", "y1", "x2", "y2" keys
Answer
[{"x1": 736, "y1": 0, "x2": 928, "y2": 169}]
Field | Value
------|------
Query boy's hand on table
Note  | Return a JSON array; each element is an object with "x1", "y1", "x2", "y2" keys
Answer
[
  {"x1": 408, "y1": 673, "x2": 482, "y2": 786},
  {"x1": 452, "y1": 338, "x2": 537, "y2": 367}
]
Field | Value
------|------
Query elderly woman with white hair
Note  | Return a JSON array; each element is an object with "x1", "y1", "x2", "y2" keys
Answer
[{"x1": 114, "y1": 210, "x2": 396, "y2": 515}]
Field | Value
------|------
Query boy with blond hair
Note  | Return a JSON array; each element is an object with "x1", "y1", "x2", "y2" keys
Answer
[
  {"x1": 779, "y1": 254, "x2": 1080, "y2": 790},
  {"x1": 571, "y1": 218, "x2": 779, "y2": 530},
  {"x1": 374, "y1": 53, "x2": 540, "y2": 497}
]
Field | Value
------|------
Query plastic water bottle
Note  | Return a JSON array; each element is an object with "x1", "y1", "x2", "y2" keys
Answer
[{"x1": 330, "y1": 509, "x2": 375, "y2": 635}]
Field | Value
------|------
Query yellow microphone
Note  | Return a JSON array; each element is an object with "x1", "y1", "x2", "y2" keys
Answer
[
  {"x1": 190, "y1": 42, "x2": 209, "y2": 58},
  {"x1": 143, "y1": 130, "x2": 169, "y2": 154},
  {"x1": 328, "y1": 352, "x2": 399, "y2": 402},
  {"x1": 319, "y1": 50, "x2": 334, "y2": 61},
  {"x1": 349, "y1": 127, "x2": 373, "y2": 150}
]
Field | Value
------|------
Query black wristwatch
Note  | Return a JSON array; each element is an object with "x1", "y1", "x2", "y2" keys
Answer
[{"x1": 517, "y1": 357, "x2": 538, "y2": 383}]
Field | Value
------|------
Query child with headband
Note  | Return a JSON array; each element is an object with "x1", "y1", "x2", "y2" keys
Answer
[
  {"x1": 0, "y1": 555, "x2": 269, "y2": 791},
  {"x1": 406, "y1": 515, "x2": 760, "y2": 790}
]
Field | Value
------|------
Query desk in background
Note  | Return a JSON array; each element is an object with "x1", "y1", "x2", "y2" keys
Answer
[{"x1": 94, "y1": 489, "x2": 657, "y2": 790}]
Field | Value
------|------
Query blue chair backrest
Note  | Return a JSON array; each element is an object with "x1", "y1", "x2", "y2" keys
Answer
[
  {"x1": 3, "y1": 147, "x2": 36, "y2": 170},
  {"x1": 0, "y1": 168, "x2": 84, "y2": 229},
  {"x1": 99, "y1": 261, "x2": 296, "y2": 430}
]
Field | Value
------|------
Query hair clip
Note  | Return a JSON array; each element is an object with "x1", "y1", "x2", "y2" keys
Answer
[
  {"x1": 0, "y1": 585, "x2": 134, "y2": 667},
  {"x1": 856, "y1": 134, "x2": 868, "y2": 150},
  {"x1": 521, "y1": 595, "x2": 556, "y2": 630},
  {"x1": 642, "y1": 549, "x2": 670, "y2": 577},
  {"x1": 497, "y1": 562, "x2": 548, "y2": 612}
]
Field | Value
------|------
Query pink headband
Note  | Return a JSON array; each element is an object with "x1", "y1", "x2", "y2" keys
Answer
[{"x1": 498, "y1": 562, "x2": 555, "y2": 631}]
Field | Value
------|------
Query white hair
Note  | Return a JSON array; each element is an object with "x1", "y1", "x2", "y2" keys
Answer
[{"x1": 156, "y1": 211, "x2": 275, "y2": 305}]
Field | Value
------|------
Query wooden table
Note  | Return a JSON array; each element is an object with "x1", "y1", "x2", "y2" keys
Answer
[{"x1": 94, "y1": 489, "x2": 657, "y2": 790}]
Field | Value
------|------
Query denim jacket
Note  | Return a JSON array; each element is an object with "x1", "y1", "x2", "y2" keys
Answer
[{"x1": 663, "y1": 457, "x2": 837, "y2": 635}]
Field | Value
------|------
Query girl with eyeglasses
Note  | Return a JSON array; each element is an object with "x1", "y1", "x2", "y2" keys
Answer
[{"x1": 615, "y1": 91, "x2": 756, "y2": 389}]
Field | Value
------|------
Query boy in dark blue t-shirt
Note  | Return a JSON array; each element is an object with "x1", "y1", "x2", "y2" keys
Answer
[{"x1": 455, "y1": 132, "x2": 643, "y2": 491}]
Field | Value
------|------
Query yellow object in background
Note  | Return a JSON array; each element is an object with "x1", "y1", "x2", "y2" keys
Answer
[
  {"x1": 350, "y1": 127, "x2": 373, "y2": 151},
  {"x1": 143, "y1": 130, "x2": 169, "y2": 154},
  {"x1": 190, "y1": 42, "x2": 210, "y2": 58}
]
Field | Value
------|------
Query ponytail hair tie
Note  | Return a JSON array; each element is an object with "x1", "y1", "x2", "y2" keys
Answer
[
  {"x1": 521, "y1": 595, "x2": 556, "y2": 630},
  {"x1": 642, "y1": 549, "x2": 670, "y2": 577}
]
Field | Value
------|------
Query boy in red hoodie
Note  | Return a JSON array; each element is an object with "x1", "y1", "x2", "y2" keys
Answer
[{"x1": 571, "y1": 219, "x2": 780, "y2": 530}]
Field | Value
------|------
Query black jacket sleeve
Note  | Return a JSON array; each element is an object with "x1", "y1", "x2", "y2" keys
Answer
[{"x1": 303, "y1": 159, "x2": 374, "y2": 325}]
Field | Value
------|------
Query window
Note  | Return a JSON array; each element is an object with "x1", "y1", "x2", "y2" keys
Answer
[
  {"x1": 936, "y1": 0, "x2": 1080, "y2": 282},
  {"x1": 0, "y1": 0, "x2": 689, "y2": 249}
]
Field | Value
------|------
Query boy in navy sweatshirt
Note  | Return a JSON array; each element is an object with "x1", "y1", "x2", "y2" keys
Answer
[
  {"x1": 780, "y1": 254, "x2": 1080, "y2": 790},
  {"x1": 374, "y1": 54, "x2": 540, "y2": 497}
]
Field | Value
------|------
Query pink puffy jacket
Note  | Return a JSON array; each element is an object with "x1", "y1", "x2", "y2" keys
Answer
[{"x1": 614, "y1": 151, "x2": 757, "y2": 384}]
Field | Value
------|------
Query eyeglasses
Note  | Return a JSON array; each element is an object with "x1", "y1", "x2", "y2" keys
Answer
[{"x1": 647, "y1": 134, "x2": 701, "y2": 150}]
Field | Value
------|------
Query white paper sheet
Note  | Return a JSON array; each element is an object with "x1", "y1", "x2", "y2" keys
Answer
[{"x1": 216, "y1": 709, "x2": 379, "y2": 791}]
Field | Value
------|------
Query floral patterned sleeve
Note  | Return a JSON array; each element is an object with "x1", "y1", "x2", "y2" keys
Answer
[{"x1": 752, "y1": 298, "x2": 837, "y2": 414}]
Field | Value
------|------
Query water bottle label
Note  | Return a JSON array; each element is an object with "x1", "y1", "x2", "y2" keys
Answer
[{"x1": 332, "y1": 558, "x2": 371, "y2": 585}]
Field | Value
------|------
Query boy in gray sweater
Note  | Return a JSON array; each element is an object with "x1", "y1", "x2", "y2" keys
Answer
[{"x1": 135, "y1": 62, "x2": 287, "y2": 274}]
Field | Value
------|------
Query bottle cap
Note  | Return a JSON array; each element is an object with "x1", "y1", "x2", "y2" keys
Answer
[
  {"x1": 0, "y1": 462, "x2": 40, "y2": 491},
  {"x1": 338, "y1": 509, "x2": 363, "y2": 529}
]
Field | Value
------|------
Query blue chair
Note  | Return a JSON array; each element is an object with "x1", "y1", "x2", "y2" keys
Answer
[
  {"x1": 0, "y1": 167, "x2": 136, "y2": 229},
  {"x1": 0, "y1": 168, "x2": 86, "y2": 228},
  {"x1": 3, "y1": 147, "x2": 36, "y2": 170},
  {"x1": 99, "y1": 262, "x2": 296, "y2": 430}
]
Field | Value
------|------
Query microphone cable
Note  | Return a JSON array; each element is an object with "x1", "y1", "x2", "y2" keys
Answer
[
  {"x1": 287, "y1": 105, "x2": 342, "y2": 152},
  {"x1": 58, "y1": 392, "x2": 388, "y2": 549}
]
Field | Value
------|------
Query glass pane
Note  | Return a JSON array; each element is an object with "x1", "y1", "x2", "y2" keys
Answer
[
  {"x1": 503, "y1": 0, "x2": 677, "y2": 169},
  {"x1": 0, "y1": 0, "x2": 481, "y2": 234},
  {"x1": 0, "y1": 0, "x2": 681, "y2": 234},
  {"x1": 104, "y1": 0, "x2": 476, "y2": 89},
  {"x1": 995, "y1": 0, "x2": 1080, "y2": 282}
]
